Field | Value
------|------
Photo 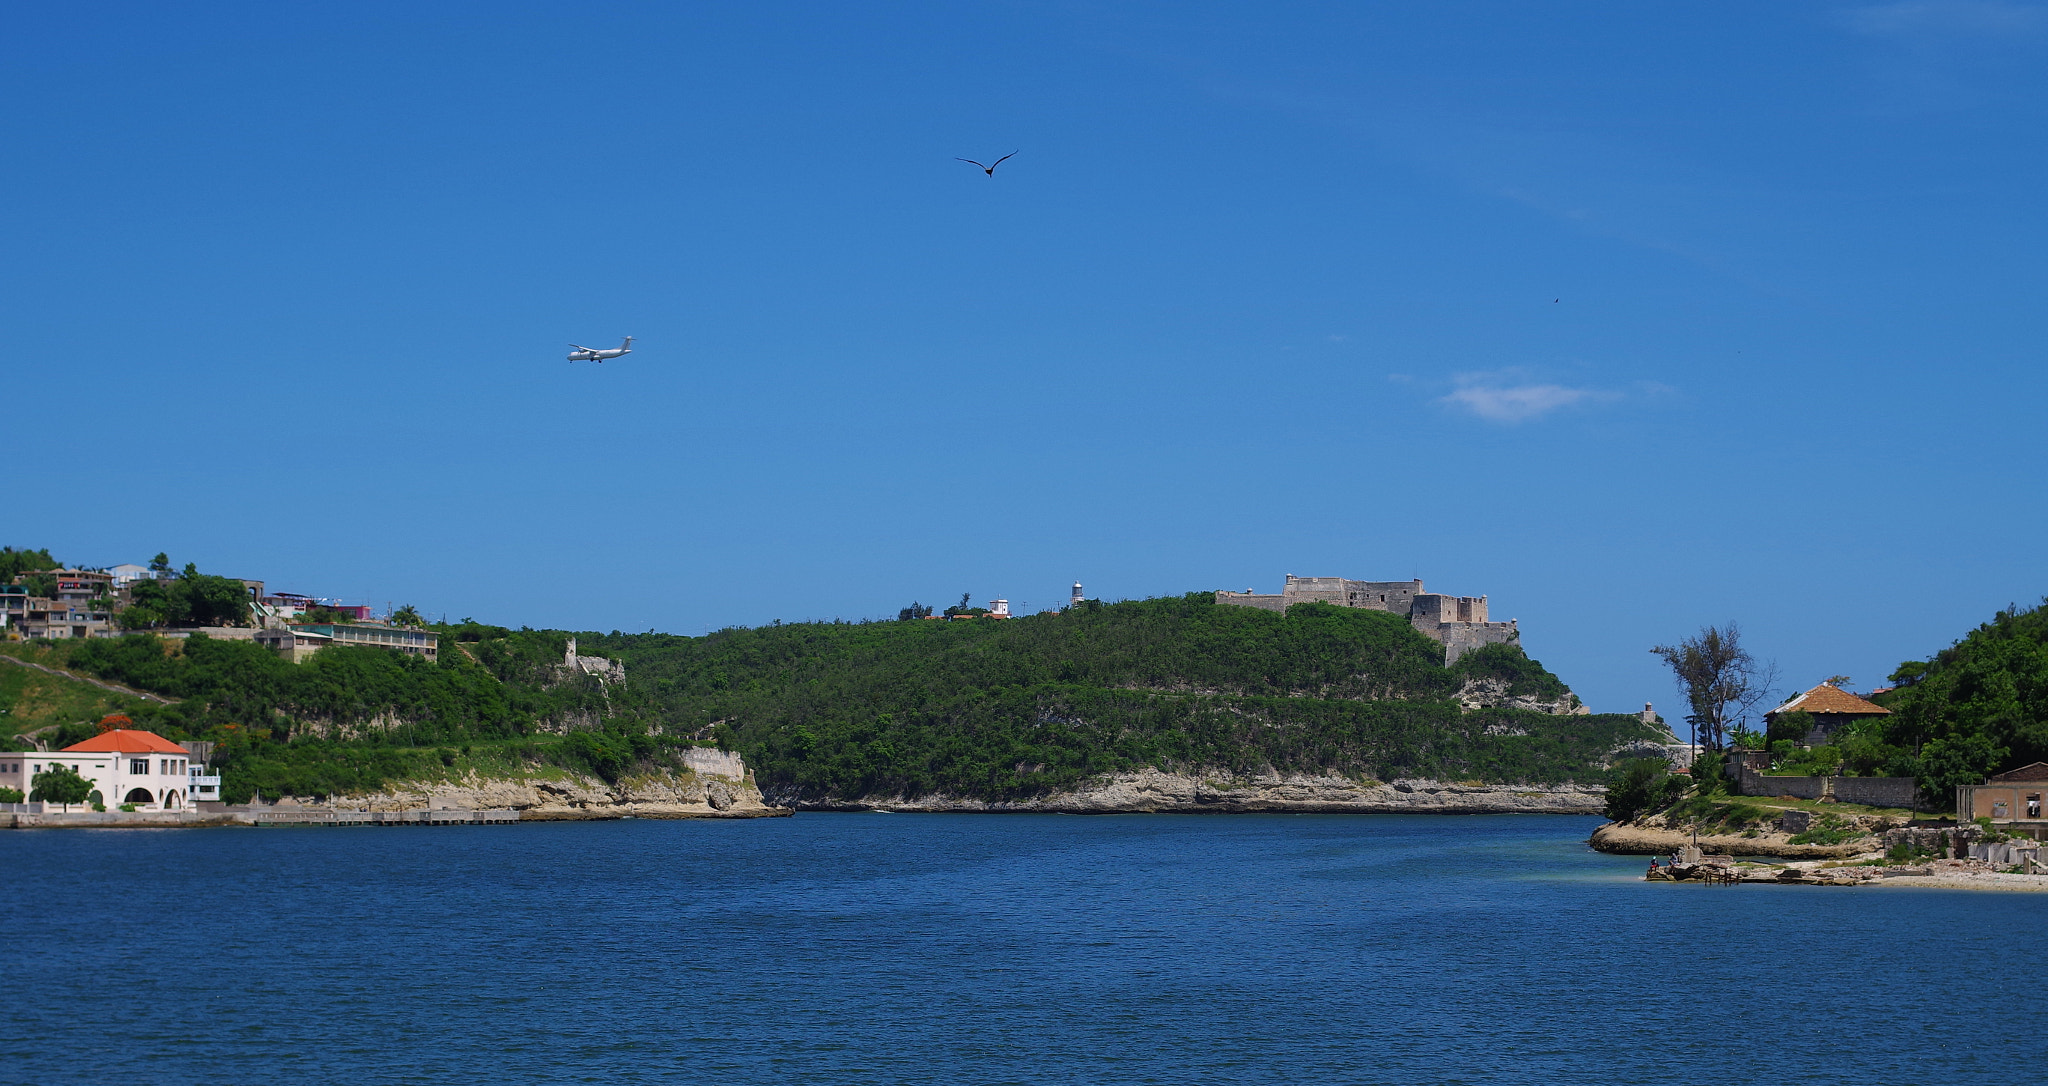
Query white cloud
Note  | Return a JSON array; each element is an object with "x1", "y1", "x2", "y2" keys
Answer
[
  {"x1": 1845, "y1": 1, "x2": 2048, "y2": 36},
  {"x1": 1440, "y1": 383, "x2": 1596, "y2": 423}
]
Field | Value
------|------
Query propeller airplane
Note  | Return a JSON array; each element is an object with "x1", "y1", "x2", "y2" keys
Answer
[{"x1": 568, "y1": 336, "x2": 634, "y2": 363}]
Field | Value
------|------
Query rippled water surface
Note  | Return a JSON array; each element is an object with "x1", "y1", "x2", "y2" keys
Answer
[{"x1": 4, "y1": 813, "x2": 2038, "y2": 1084}]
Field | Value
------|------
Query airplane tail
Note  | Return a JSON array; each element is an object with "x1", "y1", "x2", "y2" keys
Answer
[{"x1": 621, "y1": 336, "x2": 634, "y2": 349}]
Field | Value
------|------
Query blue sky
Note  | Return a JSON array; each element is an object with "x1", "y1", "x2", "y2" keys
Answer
[{"x1": 6, "y1": 2, "x2": 2045, "y2": 714}]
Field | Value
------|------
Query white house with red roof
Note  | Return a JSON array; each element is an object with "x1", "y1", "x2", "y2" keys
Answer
[{"x1": 0, "y1": 730, "x2": 195, "y2": 810}]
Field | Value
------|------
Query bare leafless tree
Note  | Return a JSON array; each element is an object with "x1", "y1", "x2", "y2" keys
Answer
[{"x1": 1651, "y1": 623, "x2": 1778, "y2": 753}]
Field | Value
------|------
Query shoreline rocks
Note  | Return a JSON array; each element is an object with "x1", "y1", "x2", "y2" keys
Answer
[
  {"x1": 787, "y1": 768, "x2": 1606, "y2": 814},
  {"x1": 1589, "y1": 820, "x2": 1875, "y2": 859},
  {"x1": 340, "y1": 765, "x2": 790, "y2": 820}
]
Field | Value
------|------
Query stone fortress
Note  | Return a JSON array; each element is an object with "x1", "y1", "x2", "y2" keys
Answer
[{"x1": 1215, "y1": 576, "x2": 1519, "y2": 664}]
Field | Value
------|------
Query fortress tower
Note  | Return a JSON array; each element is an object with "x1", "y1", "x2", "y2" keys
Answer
[{"x1": 1214, "y1": 575, "x2": 1518, "y2": 664}]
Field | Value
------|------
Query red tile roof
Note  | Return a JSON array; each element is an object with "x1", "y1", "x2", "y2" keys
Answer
[
  {"x1": 1768, "y1": 683, "x2": 1891, "y2": 718},
  {"x1": 61, "y1": 729, "x2": 189, "y2": 754},
  {"x1": 1989, "y1": 762, "x2": 2048, "y2": 783}
]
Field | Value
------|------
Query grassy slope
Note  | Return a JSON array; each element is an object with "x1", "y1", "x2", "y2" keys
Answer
[
  {"x1": 6, "y1": 632, "x2": 655, "y2": 802},
  {"x1": 578, "y1": 594, "x2": 1661, "y2": 803},
  {"x1": 0, "y1": 644, "x2": 158, "y2": 744}
]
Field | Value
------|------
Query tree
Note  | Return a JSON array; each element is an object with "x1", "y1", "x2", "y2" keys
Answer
[
  {"x1": 1604, "y1": 758, "x2": 1685, "y2": 822},
  {"x1": 1767, "y1": 709, "x2": 1815, "y2": 746},
  {"x1": 18, "y1": 571, "x2": 57, "y2": 599},
  {"x1": 391, "y1": 605, "x2": 425, "y2": 627},
  {"x1": 1919, "y1": 733, "x2": 2006, "y2": 808},
  {"x1": 0, "y1": 546, "x2": 58, "y2": 582},
  {"x1": 0, "y1": 786, "x2": 23, "y2": 804},
  {"x1": 117, "y1": 563, "x2": 250, "y2": 628},
  {"x1": 30, "y1": 765, "x2": 93, "y2": 812},
  {"x1": 1650, "y1": 623, "x2": 1777, "y2": 755},
  {"x1": 897, "y1": 601, "x2": 933, "y2": 621},
  {"x1": 941, "y1": 592, "x2": 986, "y2": 618},
  {"x1": 149, "y1": 552, "x2": 171, "y2": 573}
]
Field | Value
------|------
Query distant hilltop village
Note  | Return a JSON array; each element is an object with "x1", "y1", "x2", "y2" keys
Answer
[{"x1": 1216, "y1": 576, "x2": 1518, "y2": 664}]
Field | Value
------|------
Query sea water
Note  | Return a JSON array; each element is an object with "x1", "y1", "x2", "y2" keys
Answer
[{"x1": 2, "y1": 813, "x2": 2036, "y2": 1085}]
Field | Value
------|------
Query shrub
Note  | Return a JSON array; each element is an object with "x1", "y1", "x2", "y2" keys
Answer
[
  {"x1": 1788, "y1": 813, "x2": 1861, "y2": 846},
  {"x1": 1768, "y1": 710, "x2": 1815, "y2": 746},
  {"x1": 1605, "y1": 758, "x2": 1672, "y2": 822}
]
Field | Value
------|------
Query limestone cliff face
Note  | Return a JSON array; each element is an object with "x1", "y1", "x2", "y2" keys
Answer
[
  {"x1": 1454, "y1": 677, "x2": 1589, "y2": 716},
  {"x1": 784, "y1": 768, "x2": 1605, "y2": 814},
  {"x1": 340, "y1": 748, "x2": 788, "y2": 819}
]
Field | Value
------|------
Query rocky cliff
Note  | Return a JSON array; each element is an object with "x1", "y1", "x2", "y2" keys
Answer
[
  {"x1": 319, "y1": 748, "x2": 787, "y2": 820},
  {"x1": 781, "y1": 767, "x2": 1605, "y2": 814}
]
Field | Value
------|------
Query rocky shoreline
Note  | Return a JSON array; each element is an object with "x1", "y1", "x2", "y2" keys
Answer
[
  {"x1": 785, "y1": 768, "x2": 1606, "y2": 814},
  {"x1": 1587, "y1": 820, "x2": 1878, "y2": 859},
  {"x1": 337, "y1": 762, "x2": 789, "y2": 820}
]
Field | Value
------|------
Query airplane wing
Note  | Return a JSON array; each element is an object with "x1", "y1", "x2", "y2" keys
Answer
[{"x1": 568, "y1": 344, "x2": 593, "y2": 351}]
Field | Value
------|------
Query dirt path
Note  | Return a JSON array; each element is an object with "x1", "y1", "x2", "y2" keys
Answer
[{"x1": 0, "y1": 652, "x2": 171, "y2": 705}]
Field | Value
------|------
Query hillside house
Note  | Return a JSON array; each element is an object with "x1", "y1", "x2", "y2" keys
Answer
[{"x1": 1765, "y1": 683, "x2": 1891, "y2": 744}]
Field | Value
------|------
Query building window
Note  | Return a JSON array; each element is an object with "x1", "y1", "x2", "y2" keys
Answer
[
  {"x1": 131, "y1": 759, "x2": 149, "y2": 774},
  {"x1": 2031, "y1": 795, "x2": 2042, "y2": 819},
  {"x1": 1994, "y1": 800, "x2": 2009, "y2": 818}
]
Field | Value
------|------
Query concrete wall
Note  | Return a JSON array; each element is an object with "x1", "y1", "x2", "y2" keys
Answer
[{"x1": 1727, "y1": 753, "x2": 1917, "y2": 809}]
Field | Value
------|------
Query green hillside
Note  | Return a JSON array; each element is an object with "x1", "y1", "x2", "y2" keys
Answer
[
  {"x1": 9, "y1": 594, "x2": 1659, "y2": 804},
  {"x1": 1873, "y1": 597, "x2": 2048, "y2": 797},
  {"x1": 2, "y1": 631, "x2": 642, "y2": 803},
  {"x1": 578, "y1": 594, "x2": 1658, "y2": 803}
]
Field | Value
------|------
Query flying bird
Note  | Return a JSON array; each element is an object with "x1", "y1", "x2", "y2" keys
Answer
[{"x1": 956, "y1": 152, "x2": 1016, "y2": 177}]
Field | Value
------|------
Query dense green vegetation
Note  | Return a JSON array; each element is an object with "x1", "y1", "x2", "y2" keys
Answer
[
  {"x1": 7, "y1": 630, "x2": 666, "y2": 803},
  {"x1": 9, "y1": 577, "x2": 1656, "y2": 806},
  {"x1": 1871, "y1": 598, "x2": 2048, "y2": 799},
  {"x1": 0, "y1": 546, "x2": 59, "y2": 582},
  {"x1": 118, "y1": 561, "x2": 254, "y2": 629},
  {"x1": 1603, "y1": 758, "x2": 1688, "y2": 822},
  {"x1": 575, "y1": 594, "x2": 1655, "y2": 803}
]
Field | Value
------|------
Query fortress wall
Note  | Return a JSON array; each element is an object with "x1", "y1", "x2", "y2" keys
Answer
[
  {"x1": 681, "y1": 747, "x2": 746, "y2": 778},
  {"x1": 1214, "y1": 592, "x2": 1288, "y2": 611},
  {"x1": 1337, "y1": 580, "x2": 1422, "y2": 614},
  {"x1": 1438, "y1": 621, "x2": 1518, "y2": 664}
]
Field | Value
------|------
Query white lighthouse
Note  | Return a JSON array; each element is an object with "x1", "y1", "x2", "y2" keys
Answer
[{"x1": 1070, "y1": 582, "x2": 1085, "y2": 608}]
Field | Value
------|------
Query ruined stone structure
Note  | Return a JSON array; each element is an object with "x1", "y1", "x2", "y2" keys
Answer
[
  {"x1": 1214, "y1": 576, "x2": 1519, "y2": 664},
  {"x1": 562, "y1": 638, "x2": 625, "y2": 684}
]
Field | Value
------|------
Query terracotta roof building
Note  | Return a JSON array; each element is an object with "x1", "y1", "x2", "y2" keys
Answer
[
  {"x1": 61, "y1": 729, "x2": 190, "y2": 755},
  {"x1": 0, "y1": 730, "x2": 197, "y2": 810},
  {"x1": 1765, "y1": 683, "x2": 1891, "y2": 745}
]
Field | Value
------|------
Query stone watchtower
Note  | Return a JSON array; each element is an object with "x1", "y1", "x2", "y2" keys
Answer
[
  {"x1": 1214, "y1": 575, "x2": 1519, "y2": 664},
  {"x1": 561, "y1": 637, "x2": 626, "y2": 684}
]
